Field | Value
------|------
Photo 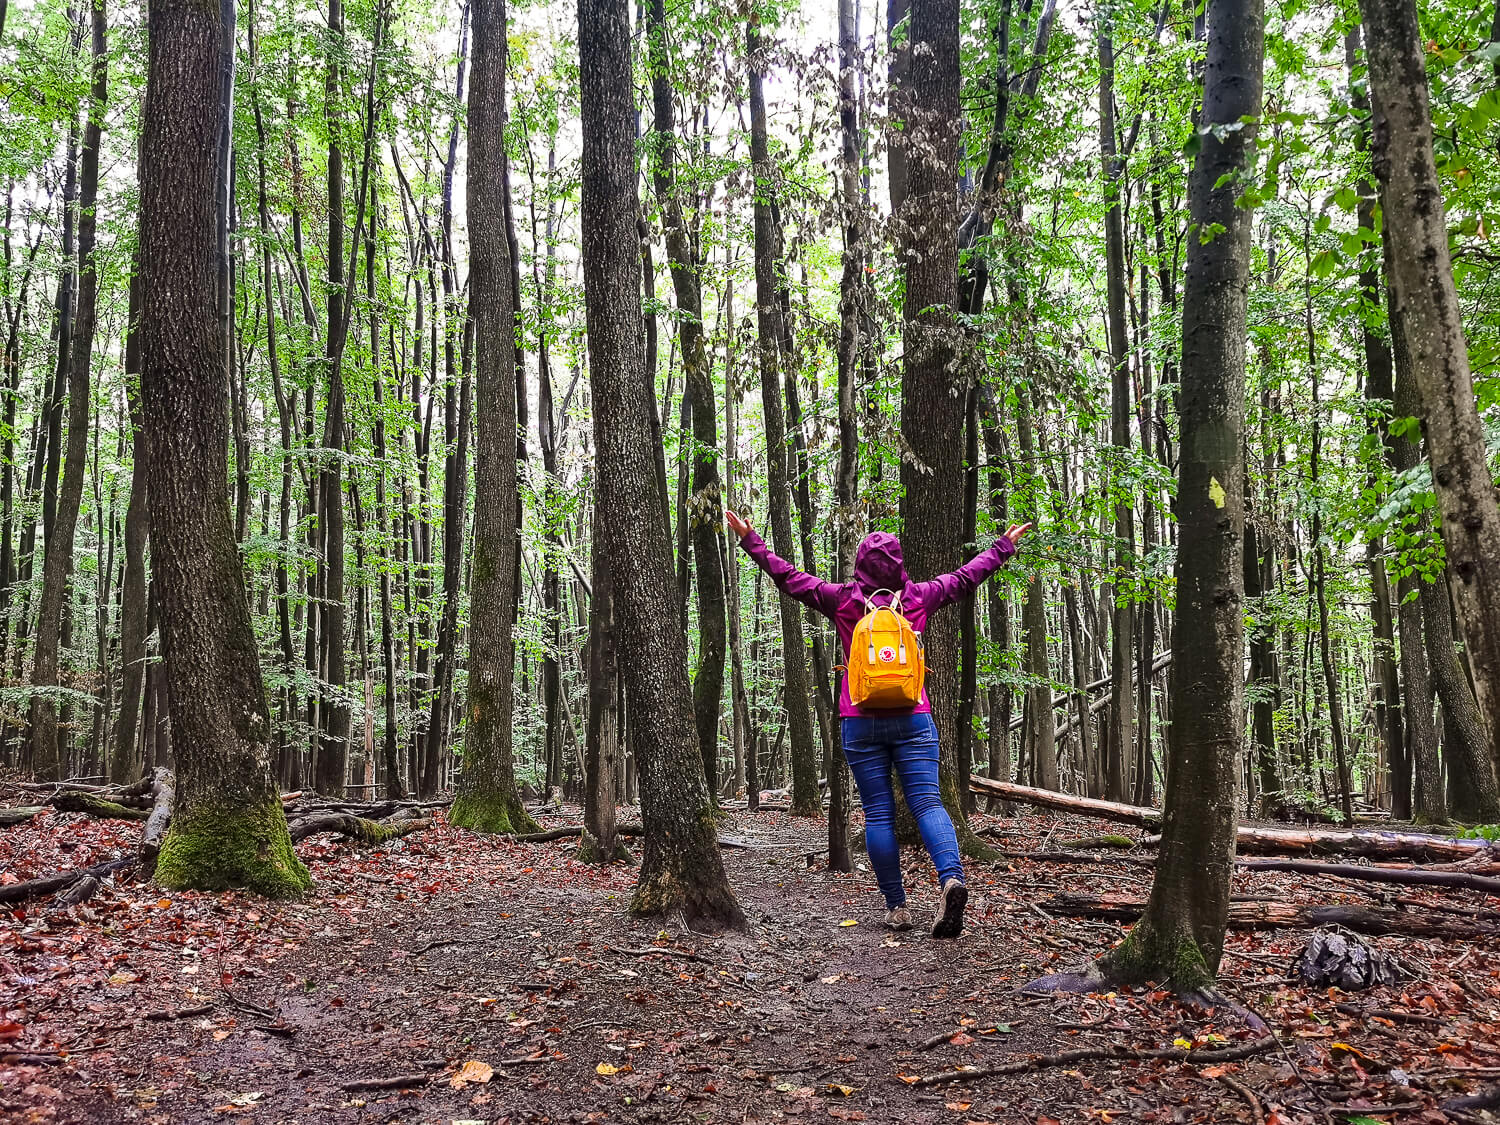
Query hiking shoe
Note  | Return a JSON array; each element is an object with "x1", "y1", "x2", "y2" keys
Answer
[
  {"x1": 931, "y1": 878, "x2": 968, "y2": 939},
  {"x1": 885, "y1": 906, "x2": 914, "y2": 931}
]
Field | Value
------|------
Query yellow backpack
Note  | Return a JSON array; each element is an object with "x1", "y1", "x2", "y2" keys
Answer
[{"x1": 847, "y1": 590, "x2": 925, "y2": 710}]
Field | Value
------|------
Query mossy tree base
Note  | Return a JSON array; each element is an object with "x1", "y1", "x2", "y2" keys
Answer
[
  {"x1": 449, "y1": 790, "x2": 540, "y2": 836},
  {"x1": 577, "y1": 829, "x2": 633, "y2": 864},
  {"x1": 155, "y1": 802, "x2": 311, "y2": 899},
  {"x1": 943, "y1": 772, "x2": 1000, "y2": 863},
  {"x1": 630, "y1": 866, "x2": 747, "y2": 932}
]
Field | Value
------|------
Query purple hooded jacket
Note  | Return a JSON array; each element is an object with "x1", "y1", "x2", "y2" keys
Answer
[{"x1": 738, "y1": 529, "x2": 1017, "y2": 718}]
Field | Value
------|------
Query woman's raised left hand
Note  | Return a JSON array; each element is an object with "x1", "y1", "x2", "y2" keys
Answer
[{"x1": 1003, "y1": 522, "x2": 1034, "y2": 548}]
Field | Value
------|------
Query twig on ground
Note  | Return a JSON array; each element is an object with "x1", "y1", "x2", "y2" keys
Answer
[
  {"x1": 144, "y1": 1004, "x2": 216, "y2": 1022},
  {"x1": 911, "y1": 1033, "x2": 1278, "y2": 1087},
  {"x1": 1332, "y1": 1002, "x2": 1445, "y2": 1027},
  {"x1": 917, "y1": 1029, "x2": 962, "y2": 1051},
  {"x1": 340, "y1": 1074, "x2": 431, "y2": 1092},
  {"x1": 223, "y1": 989, "x2": 275, "y2": 1019},
  {"x1": 1219, "y1": 1075, "x2": 1264, "y2": 1125}
]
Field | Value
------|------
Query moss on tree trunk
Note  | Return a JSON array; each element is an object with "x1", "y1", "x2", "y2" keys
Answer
[
  {"x1": 449, "y1": 790, "x2": 538, "y2": 836},
  {"x1": 156, "y1": 801, "x2": 310, "y2": 899}
]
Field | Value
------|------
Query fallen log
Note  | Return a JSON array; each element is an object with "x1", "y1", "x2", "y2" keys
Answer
[
  {"x1": 1000, "y1": 850, "x2": 1500, "y2": 894},
  {"x1": 0, "y1": 807, "x2": 45, "y2": 827},
  {"x1": 973, "y1": 777, "x2": 1499, "y2": 862},
  {"x1": 0, "y1": 857, "x2": 135, "y2": 904},
  {"x1": 55, "y1": 875, "x2": 100, "y2": 906},
  {"x1": 139, "y1": 768, "x2": 174, "y2": 877},
  {"x1": 1237, "y1": 857, "x2": 1500, "y2": 896},
  {"x1": 969, "y1": 778, "x2": 1160, "y2": 828},
  {"x1": 510, "y1": 824, "x2": 743, "y2": 848},
  {"x1": 287, "y1": 814, "x2": 432, "y2": 844},
  {"x1": 1040, "y1": 893, "x2": 1498, "y2": 941},
  {"x1": 48, "y1": 792, "x2": 150, "y2": 821}
]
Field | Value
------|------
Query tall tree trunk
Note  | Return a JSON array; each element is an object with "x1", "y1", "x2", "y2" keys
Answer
[
  {"x1": 747, "y1": 18, "x2": 818, "y2": 817},
  {"x1": 1344, "y1": 31, "x2": 1406, "y2": 818},
  {"x1": 419, "y1": 18, "x2": 471, "y2": 797},
  {"x1": 1097, "y1": 12, "x2": 1134, "y2": 806},
  {"x1": 647, "y1": 0, "x2": 726, "y2": 802},
  {"x1": 140, "y1": 0, "x2": 308, "y2": 897},
  {"x1": 314, "y1": 0, "x2": 349, "y2": 796},
  {"x1": 1096, "y1": 0, "x2": 1261, "y2": 992},
  {"x1": 1361, "y1": 0, "x2": 1500, "y2": 774},
  {"x1": 1014, "y1": 390, "x2": 1057, "y2": 791},
  {"x1": 894, "y1": 0, "x2": 995, "y2": 858},
  {"x1": 112, "y1": 266, "x2": 149, "y2": 784},
  {"x1": 826, "y1": 0, "x2": 863, "y2": 870},
  {"x1": 30, "y1": 0, "x2": 106, "y2": 781},
  {"x1": 449, "y1": 0, "x2": 536, "y2": 834},
  {"x1": 577, "y1": 0, "x2": 743, "y2": 929}
]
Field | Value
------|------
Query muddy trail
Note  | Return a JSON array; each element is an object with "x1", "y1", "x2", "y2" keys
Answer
[{"x1": 3, "y1": 805, "x2": 1499, "y2": 1124}]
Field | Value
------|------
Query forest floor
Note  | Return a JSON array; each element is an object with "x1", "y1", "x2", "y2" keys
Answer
[{"x1": 2, "y1": 799, "x2": 1499, "y2": 1125}]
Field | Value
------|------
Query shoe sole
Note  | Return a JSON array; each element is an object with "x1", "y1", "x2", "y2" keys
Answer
[{"x1": 932, "y1": 883, "x2": 968, "y2": 939}]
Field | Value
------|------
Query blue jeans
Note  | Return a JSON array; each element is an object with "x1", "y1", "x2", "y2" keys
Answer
[{"x1": 841, "y1": 712, "x2": 963, "y2": 908}]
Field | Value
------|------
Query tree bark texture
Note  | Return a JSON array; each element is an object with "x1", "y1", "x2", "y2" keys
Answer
[
  {"x1": 1100, "y1": 0, "x2": 1260, "y2": 992},
  {"x1": 30, "y1": 0, "x2": 106, "y2": 782},
  {"x1": 449, "y1": 0, "x2": 536, "y2": 836},
  {"x1": 895, "y1": 0, "x2": 992, "y2": 857},
  {"x1": 578, "y1": 0, "x2": 743, "y2": 929},
  {"x1": 1361, "y1": 0, "x2": 1500, "y2": 776},
  {"x1": 139, "y1": 0, "x2": 309, "y2": 897},
  {"x1": 647, "y1": 0, "x2": 726, "y2": 801},
  {"x1": 747, "y1": 20, "x2": 819, "y2": 818}
]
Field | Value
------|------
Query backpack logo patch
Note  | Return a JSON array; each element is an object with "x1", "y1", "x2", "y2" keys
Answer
[{"x1": 879, "y1": 646, "x2": 897, "y2": 663}]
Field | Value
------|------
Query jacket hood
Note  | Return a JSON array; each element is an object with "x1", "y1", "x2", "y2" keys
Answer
[{"x1": 853, "y1": 532, "x2": 909, "y2": 597}]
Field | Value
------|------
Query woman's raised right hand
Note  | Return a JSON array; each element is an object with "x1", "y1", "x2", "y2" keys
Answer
[{"x1": 725, "y1": 510, "x2": 752, "y2": 539}]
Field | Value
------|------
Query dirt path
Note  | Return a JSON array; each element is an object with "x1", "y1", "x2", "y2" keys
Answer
[{"x1": 3, "y1": 807, "x2": 1498, "y2": 1124}]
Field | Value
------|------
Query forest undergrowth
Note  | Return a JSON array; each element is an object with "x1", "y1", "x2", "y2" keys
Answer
[{"x1": 2, "y1": 801, "x2": 1498, "y2": 1125}]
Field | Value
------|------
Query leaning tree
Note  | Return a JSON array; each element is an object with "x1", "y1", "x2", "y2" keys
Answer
[{"x1": 576, "y1": 0, "x2": 744, "y2": 928}]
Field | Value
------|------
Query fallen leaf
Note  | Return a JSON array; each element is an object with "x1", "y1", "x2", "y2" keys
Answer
[
  {"x1": 946, "y1": 1102, "x2": 972, "y2": 1112},
  {"x1": 450, "y1": 1060, "x2": 493, "y2": 1088},
  {"x1": 838, "y1": 920, "x2": 859, "y2": 927},
  {"x1": 596, "y1": 1062, "x2": 621, "y2": 1077},
  {"x1": 827, "y1": 1084, "x2": 855, "y2": 1096}
]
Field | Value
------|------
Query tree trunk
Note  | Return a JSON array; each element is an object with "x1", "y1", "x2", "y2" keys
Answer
[
  {"x1": 1361, "y1": 0, "x2": 1500, "y2": 773},
  {"x1": 449, "y1": 0, "x2": 536, "y2": 835},
  {"x1": 582, "y1": 499, "x2": 622, "y2": 863},
  {"x1": 1097, "y1": 0, "x2": 1260, "y2": 993},
  {"x1": 1015, "y1": 391, "x2": 1057, "y2": 791},
  {"x1": 647, "y1": 0, "x2": 726, "y2": 803},
  {"x1": 1097, "y1": 13, "x2": 1134, "y2": 806},
  {"x1": 313, "y1": 0, "x2": 350, "y2": 796},
  {"x1": 747, "y1": 19, "x2": 818, "y2": 818},
  {"x1": 893, "y1": 0, "x2": 994, "y2": 860},
  {"x1": 1424, "y1": 573, "x2": 1500, "y2": 820},
  {"x1": 139, "y1": 0, "x2": 309, "y2": 897},
  {"x1": 30, "y1": 0, "x2": 106, "y2": 782},
  {"x1": 577, "y1": 0, "x2": 743, "y2": 929}
]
